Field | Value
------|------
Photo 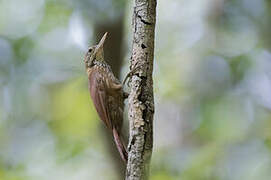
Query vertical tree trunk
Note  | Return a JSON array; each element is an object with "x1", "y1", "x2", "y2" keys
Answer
[{"x1": 126, "y1": 0, "x2": 157, "y2": 180}]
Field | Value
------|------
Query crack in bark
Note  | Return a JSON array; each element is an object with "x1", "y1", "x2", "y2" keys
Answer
[
  {"x1": 137, "y1": 15, "x2": 152, "y2": 25},
  {"x1": 141, "y1": 43, "x2": 147, "y2": 49}
]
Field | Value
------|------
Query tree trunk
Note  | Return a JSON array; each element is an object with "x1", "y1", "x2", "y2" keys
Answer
[{"x1": 125, "y1": 0, "x2": 157, "y2": 180}]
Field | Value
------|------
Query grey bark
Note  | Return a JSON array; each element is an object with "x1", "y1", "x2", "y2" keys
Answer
[{"x1": 125, "y1": 0, "x2": 157, "y2": 180}]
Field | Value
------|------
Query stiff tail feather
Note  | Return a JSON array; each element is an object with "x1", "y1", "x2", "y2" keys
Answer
[{"x1": 112, "y1": 128, "x2": 128, "y2": 163}]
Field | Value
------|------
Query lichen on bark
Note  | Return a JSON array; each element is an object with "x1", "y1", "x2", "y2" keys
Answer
[{"x1": 125, "y1": 0, "x2": 157, "y2": 180}]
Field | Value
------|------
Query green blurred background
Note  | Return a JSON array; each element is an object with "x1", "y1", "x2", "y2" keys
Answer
[{"x1": 1, "y1": 0, "x2": 271, "y2": 179}]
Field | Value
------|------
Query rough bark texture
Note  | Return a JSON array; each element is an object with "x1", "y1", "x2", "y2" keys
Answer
[{"x1": 125, "y1": 0, "x2": 156, "y2": 179}]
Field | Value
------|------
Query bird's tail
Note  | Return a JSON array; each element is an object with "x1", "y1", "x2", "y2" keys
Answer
[{"x1": 112, "y1": 127, "x2": 128, "y2": 163}]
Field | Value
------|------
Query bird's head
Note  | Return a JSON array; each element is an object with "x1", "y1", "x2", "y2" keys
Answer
[{"x1": 84, "y1": 32, "x2": 107, "y2": 68}]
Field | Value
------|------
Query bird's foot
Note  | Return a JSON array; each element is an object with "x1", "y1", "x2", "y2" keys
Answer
[
  {"x1": 123, "y1": 91, "x2": 129, "y2": 99},
  {"x1": 122, "y1": 63, "x2": 144, "y2": 87}
]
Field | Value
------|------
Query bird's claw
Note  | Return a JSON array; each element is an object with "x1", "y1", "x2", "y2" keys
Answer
[
  {"x1": 123, "y1": 91, "x2": 129, "y2": 99},
  {"x1": 122, "y1": 63, "x2": 144, "y2": 87}
]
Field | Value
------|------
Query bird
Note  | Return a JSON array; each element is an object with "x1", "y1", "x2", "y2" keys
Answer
[{"x1": 84, "y1": 32, "x2": 128, "y2": 163}]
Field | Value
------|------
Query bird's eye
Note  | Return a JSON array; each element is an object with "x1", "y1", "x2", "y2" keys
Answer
[{"x1": 88, "y1": 48, "x2": 93, "y2": 53}]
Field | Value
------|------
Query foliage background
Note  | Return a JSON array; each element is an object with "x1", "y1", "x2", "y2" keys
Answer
[{"x1": 0, "y1": 0, "x2": 271, "y2": 179}]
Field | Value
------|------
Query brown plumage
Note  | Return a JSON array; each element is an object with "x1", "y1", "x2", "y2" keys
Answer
[{"x1": 84, "y1": 33, "x2": 127, "y2": 163}]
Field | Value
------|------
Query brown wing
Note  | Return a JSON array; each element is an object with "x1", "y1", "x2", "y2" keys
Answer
[
  {"x1": 88, "y1": 67, "x2": 127, "y2": 162},
  {"x1": 88, "y1": 68, "x2": 112, "y2": 129}
]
